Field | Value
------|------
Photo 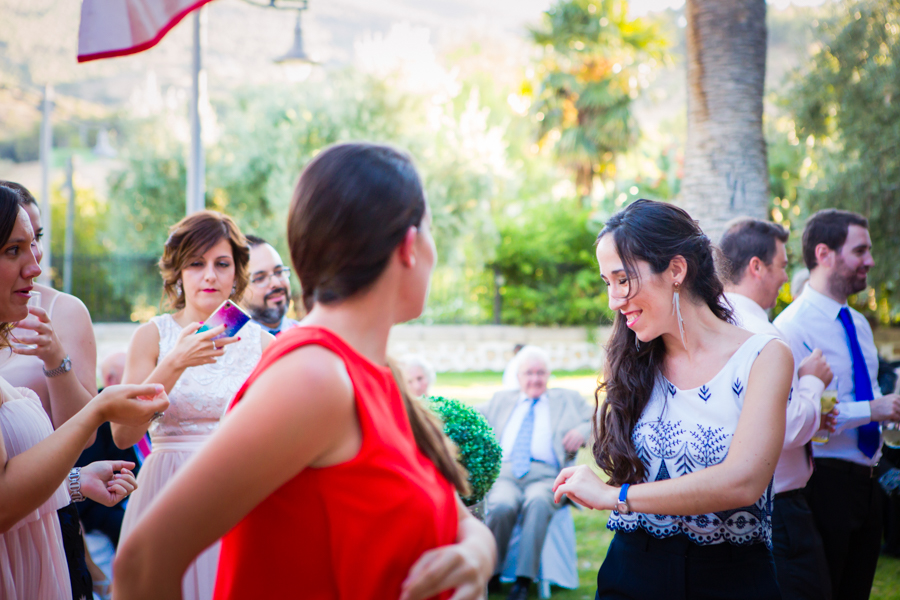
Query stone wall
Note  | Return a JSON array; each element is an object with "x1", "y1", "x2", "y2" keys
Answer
[
  {"x1": 94, "y1": 323, "x2": 611, "y2": 372},
  {"x1": 93, "y1": 322, "x2": 900, "y2": 373}
]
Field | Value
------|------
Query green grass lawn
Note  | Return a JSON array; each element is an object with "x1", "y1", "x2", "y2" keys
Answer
[{"x1": 436, "y1": 370, "x2": 900, "y2": 599}]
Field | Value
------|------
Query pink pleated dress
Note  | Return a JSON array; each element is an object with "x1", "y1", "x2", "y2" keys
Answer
[
  {"x1": 119, "y1": 314, "x2": 261, "y2": 600},
  {"x1": 0, "y1": 377, "x2": 72, "y2": 600}
]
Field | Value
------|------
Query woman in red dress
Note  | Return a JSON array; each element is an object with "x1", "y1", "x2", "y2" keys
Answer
[{"x1": 113, "y1": 142, "x2": 496, "y2": 600}]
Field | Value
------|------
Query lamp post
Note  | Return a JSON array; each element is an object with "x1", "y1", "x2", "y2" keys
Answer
[
  {"x1": 186, "y1": 6, "x2": 207, "y2": 215},
  {"x1": 38, "y1": 85, "x2": 53, "y2": 286},
  {"x1": 184, "y1": 0, "x2": 315, "y2": 215}
]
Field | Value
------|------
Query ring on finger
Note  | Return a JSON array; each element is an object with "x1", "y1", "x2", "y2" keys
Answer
[{"x1": 212, "y1": 341, "x2": 218, "y2": 351}]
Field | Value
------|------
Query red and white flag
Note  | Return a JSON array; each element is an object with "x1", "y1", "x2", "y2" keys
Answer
[{"x1": 78, "y1": 0, "x2": 217, "y2": 63}]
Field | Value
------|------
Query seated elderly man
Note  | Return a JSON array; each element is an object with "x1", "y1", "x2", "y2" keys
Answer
[{"x1": 480, "y1": 345, "x2": 592, "y2": 600}]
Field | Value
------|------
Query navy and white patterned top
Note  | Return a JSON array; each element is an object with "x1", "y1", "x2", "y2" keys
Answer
[{"x1": 607, "y1": 334, "x2": 778, "y2": 549}]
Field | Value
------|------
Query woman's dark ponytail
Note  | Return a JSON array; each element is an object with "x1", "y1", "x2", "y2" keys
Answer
[{"x1": 288, "y1": 142, "x2": 470, "y2": 495}]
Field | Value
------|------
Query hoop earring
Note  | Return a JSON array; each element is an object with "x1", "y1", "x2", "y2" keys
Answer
[
  {"x1": 672, "y1": 282, "x2": 686, "y2": 347},
  {"x1": 175, "y1": 279, "x2": 183, "y2": 296}
]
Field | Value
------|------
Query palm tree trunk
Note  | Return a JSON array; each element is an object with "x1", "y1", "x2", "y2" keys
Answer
[{"x1": 680, "y1": 0, "x2": 769, "y2": 240}]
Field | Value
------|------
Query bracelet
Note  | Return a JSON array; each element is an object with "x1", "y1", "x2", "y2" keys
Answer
[{"x1": 68, "y1": 467, "x2": 84, "y2": 502}]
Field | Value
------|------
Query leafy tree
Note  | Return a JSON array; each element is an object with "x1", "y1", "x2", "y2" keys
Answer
[
  {"x1": 790, "y1": 0, "x2": 900, "y2": 322},
  {"x1": 47, "y1": 169, "x2": 153, "y2": 321},
  {"x1": 488, "y1": 200, "x2": 612, "y2": 326},
  {"x1": 529, "y1": 0, "x2": 666, "y2": 202},
  {"x1": 105, "y1": 70, "x2": 512, "y2": 323}
]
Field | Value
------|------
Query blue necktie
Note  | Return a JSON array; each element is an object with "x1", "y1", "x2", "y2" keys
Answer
[
  {"x1": 511, "y1": 398, "x2": 540, "y2": 478},
  {"x1": 837, "y1": 307, "x2": 880, "y2": 458}
]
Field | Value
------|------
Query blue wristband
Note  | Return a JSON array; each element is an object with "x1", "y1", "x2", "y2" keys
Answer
[
  {"x1": 616, "y1": 483, "x2": 631, "y2": 514},
  {"x1": 619, "y1": 483, "x2": 630, "y2": 504}
]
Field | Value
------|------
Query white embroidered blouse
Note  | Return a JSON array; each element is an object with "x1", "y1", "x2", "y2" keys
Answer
[{"x1": 607, "y1": 334, "x2": 779, "y2": 548}]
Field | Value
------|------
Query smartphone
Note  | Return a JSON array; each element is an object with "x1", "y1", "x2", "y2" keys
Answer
[{"x1": 196, "y1": 300, "x2": 252, "y2": 341}]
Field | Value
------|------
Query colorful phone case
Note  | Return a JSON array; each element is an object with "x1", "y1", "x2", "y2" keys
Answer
[{"x1": 196, "y1": 300, "x2": 252, "y2": 341}]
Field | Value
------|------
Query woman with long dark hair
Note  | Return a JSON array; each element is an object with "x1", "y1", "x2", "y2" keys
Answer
[
  {"x1": 553, "y1": 199, "x2": 793, "y2": 599},
  {"x1": 0, "y1": 187, "x2": 168, "y2": 600},
  {"x1": 113, "y1": 143, "x2": 495, "y2": 600},
  {"x1": 0, "y1": 180, "x2": 105, "y2": 599}
]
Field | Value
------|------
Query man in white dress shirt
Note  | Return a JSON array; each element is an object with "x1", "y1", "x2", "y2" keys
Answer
[
  {"x1": 479, "y1": 346, "x2": 592, "y2": 600},
  {"x1": 775, "y1": 210, "x2": 900, "y2": 600},
  {"x1": 720, "y1": 218, "x2": 834, "y2": 599}
]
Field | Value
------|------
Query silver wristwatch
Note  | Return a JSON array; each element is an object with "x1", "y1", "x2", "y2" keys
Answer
[
  {"x1": 68, "y1": 467, "x2": 84, "y2": 502},
  {"x1": 43, "y1": 355, "x2": 72, "y2": 378}
]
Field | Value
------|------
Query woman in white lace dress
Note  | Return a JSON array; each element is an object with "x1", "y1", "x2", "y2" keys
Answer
[
  {"x1": 553, "y1": 200, "x2": 794, "y2": 599},
  {"x1": 0, "y1": 187, "x2": 169, "y2": 600},
  {"x1": 113, "y1": 211, "x2": 273, "y2": 600}
]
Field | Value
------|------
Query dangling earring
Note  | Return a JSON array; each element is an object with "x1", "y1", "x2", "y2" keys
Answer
[
  {"x1": 672, "y1": 281, "x2": 686, "y2": 347},
  {"x1": 231, "y1": 283, "x2": 237, "y2": 296},
  {"x1": 175, "y1": 279, "x2": 183, "y2": 296},
  {"x1": 634, "y1": 335, "x2": 641, "y2": 351}
]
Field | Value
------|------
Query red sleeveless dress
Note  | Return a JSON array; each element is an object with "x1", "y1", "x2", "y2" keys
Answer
[{"x1": 213, "y1": 326, "x2": 459, "y2": 600}]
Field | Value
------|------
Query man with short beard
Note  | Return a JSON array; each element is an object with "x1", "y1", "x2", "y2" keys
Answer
[
  {"x1": 776, "y1": 209, "x2": 900, "y2": 600},
  {"x1": 244, "y1": 235, "x2": 299, "y2": 336}
]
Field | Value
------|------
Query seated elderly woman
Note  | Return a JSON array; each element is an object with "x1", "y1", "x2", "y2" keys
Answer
[
  {"x1": 477, "y1": 345, "x2": 592, "y2": 600},
  {"x1": 398, "y1": 354, "x2": 436, "y2": 398}
]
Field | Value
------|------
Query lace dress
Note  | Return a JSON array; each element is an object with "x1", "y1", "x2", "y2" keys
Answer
[
  {"x1": 0, "y1": 378, "x2": 72, "y2": 600},
  {"x1": 607, "y1": 334, "x2": 779, "y2": 548},
  {"x1": 120, "y1": 314, "x2": 262, "y2": 600}
]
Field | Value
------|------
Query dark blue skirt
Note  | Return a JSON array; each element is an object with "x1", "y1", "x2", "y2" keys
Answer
[{"x1": 596, "y1": 528, "x2": 781, "y2": 600}]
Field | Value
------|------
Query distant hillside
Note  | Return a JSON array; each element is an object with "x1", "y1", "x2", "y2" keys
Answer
[{"x1": 0, "y1": 0, "x2": 833, "y2": 158}]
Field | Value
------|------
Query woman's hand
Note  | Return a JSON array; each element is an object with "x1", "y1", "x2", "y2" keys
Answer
[
  {"x1": 93, "y1": 384, "x2": 169, "y2": 427},
  {"x1": 10, "y1": 305, "x2": 67, "y2": 367},
  {"x1": 400, "y1": 543, "x2": 487, "y2": 600},
  {"x1": 552, "y1": 465, "x2": 617, "y2": 510},
  {"x1": 166, "y1": 323, "x2": 240, "y2": 370},
  {"x1": 81, "y1": 461, "x2": 138, "y2": 507}
]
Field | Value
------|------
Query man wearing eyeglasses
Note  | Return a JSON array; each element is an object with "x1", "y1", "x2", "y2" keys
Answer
[{"x1": 244, "y1": 235, "x2": 299, "y2": 336}]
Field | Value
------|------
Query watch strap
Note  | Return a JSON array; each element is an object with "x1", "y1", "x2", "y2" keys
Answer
[
  {"x1": 43, "y1": 355, "x2": 71, "y2": 378},
  {"x1": 68, "y1": 467, "x2": 84, "y2": 502}
]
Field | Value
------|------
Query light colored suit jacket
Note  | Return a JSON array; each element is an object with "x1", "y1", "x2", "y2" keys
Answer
[{"x1": 478, "y1": 388, "x2": 593, "y2": 469}]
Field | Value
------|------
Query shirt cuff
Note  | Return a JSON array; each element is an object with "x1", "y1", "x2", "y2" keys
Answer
[
  {"x1": 833, "y1": 399, "x2": 873, "y2": 433},
  {"x1": 798, "y1": 375, "x2": 825, "y2": 399}
]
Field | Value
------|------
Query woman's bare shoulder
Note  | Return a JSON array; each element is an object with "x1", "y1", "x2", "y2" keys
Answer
[
  {"x1": 130, "y1": 321, "x2": 162, "y2": 350},
  {"x1": 245, "y1": 344, "x2": 355, "y2": 414}
]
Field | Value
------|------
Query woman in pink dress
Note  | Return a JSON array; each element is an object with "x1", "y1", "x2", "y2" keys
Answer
[
  {"x1": 0, "y1": 187, "x2": 169, "y2": 599},
  {"x1": 113, "y1": 211, "x2": 273, "y2": 600},
  {"x1": 0, "y1": 179, "x2": 109, "y2": 600}
]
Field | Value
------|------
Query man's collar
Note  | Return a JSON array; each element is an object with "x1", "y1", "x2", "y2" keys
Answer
[
  {"x1": 518, "y1": 391, "x2": 548, "y2": 403},
  {"x1": 801, "y1": 283, "x2": 846, "y2": 321},
  {"x1": 724, "y1": 292, "x2": 768, "y2": 322},
  {"x1": 252, "y1": 317, "x2": 283, "y2": 334}
]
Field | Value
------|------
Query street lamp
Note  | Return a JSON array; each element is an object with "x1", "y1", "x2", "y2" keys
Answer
[{"x1": 241, "y1": 0, "x2": 317, "y2": 67}]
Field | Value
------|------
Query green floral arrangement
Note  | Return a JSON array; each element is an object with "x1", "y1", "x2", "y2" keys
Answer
[{"x1": 428, "y1": 395, "x2": 502, "y2": 506}]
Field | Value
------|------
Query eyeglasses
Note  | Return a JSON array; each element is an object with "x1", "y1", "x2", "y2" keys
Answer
[{"x1": 249, "y1": 267, "x2": 291, "y2": 288}]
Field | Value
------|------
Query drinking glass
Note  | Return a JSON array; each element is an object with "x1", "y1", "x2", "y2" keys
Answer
[
  {"x1": 10, "y1": 291, "x2": 41, "y2": 351},
  {"x1": 812, "y1": 376, "x2": 838, "y2": 444}
]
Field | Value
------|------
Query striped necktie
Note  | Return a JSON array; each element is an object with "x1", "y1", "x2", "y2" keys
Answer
[{"x1": 511, "y1": 398, "x2": 540, "y2": 478}]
